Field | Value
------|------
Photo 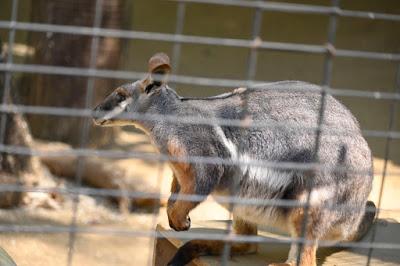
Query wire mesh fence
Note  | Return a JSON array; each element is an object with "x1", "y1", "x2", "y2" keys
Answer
[{"x1": 0, "y1": 0, "x2": 399, "y2": 265}]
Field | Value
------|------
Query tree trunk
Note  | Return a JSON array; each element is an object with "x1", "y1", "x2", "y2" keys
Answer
[
  {"x1": 0, "y1": 79, "x2": 43, "y2": 207},
  {"x1": 0, "y1": 42, "x2": 55, "y2": 208},
  {"x1": 0, "y1": 112, "x2": 42, "y2": 208},
  {"x1": 0, "y1": 42, "x2": 21, "y2": 207},
  {"x1": 20, "y1": 0, "x2": 123, "y2": 146}
]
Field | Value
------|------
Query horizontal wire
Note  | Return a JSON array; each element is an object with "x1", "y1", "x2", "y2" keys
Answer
[
  {"x1": 0, "y1": 224, "x2": 399, "y2": 251},
  {"x1": 0, "y1": 143, "x2": 366, "y2": 175},
  {"x1": 174, "y1": 0, "x2": 400, "y2": 22},
  {"x1": 1, "y1": 62, "x2": 400, "y2": 103},
  {"x1": 0, "y1": 184, "x2": 388, "y2": 214},
  {"x1": 0, "y1": 141, "x2": 399, "y2": 184},
  {"x1": 0, "y1": 21, "x2": 399, "y2": 61},
  {"x1": 1, "y1": 103, "x2": 400, "y2": 141}
]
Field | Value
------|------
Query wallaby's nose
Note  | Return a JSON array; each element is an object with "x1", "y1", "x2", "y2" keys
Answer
[
  {"x1": 92, "y1": 104, "x2": 105, "y2": 126},
  {"x1": 93, "y1": 118, "x2": 107, "y2": 126}
]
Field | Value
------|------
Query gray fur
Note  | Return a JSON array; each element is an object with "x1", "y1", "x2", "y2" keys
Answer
[{"x1": 97, "y1": 78, "x2": 372, "y2": 233}]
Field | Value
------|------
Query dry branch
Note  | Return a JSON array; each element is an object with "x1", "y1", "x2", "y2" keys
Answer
[{"x1": 34, "y1": 141, "x2": 163, "y2": 210}]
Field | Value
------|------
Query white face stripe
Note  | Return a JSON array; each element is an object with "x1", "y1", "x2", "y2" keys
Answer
[{"x1": 102, "y1": 97, "x2": 133, "y2": 121}]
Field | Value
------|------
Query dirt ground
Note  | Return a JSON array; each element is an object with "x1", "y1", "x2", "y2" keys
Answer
[{"x1": 0, "y1": 131, "x2": 399, "y2": 266}]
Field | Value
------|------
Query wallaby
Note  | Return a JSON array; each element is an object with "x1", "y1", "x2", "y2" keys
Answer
[{"x1": 93, "y1": 53, "x2": 375, "y2": 266}]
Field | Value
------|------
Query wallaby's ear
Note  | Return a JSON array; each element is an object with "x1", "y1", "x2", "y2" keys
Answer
[
  {"x1": 148, "y1": 52, "x2": 171, "y2": 74},
  {"x1": 141, "y1": 53, "x2": 171, "y2": 94},
  {"x1": 148, "y1": 52, "x2": 171, "y2": 84}
]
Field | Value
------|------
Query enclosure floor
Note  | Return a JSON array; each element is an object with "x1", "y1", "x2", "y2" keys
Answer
[
  {"x1": 155, "y1": 219, "x2": 400, "y2": 266},
  {"x1": 0, "y1": 208, "x2": 155, "y2": 266}
]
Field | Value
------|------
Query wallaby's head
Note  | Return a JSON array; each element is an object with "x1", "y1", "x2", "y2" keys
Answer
[{"x1": 93, "y1": 52, "x2": 172, "y2": 127}]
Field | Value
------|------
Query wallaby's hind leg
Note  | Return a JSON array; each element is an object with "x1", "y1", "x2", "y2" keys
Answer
[
  {"x1": 269, "y1": 235, "x2": 317, "y2": 266},
  {"x1": 346, "y1": 201, "x2": 376, "y2": 242},
  {"x1": 317, "y1": 201, "x2": 376, "y2": 244},
  {"x1": 269, "y1": 201, "x2": 377, "y2": 266},
  {"x1": 231, "y1": 218, "x2": 258, "y2": 254},
  {"x1": 168, "y1": 217, "x2": 258, "y2": 266},
  {"x1": 269, "y1": 208, "x2": 319, "y2": 266}
]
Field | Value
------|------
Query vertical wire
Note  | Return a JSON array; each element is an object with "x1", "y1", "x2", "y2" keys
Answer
[
  {"x1": 366, "y1": 64, "x2": 400, "y2": 266},
  {"x1": 295, "y1": 0, "x2": 339, "y2": 265},
  {"x1": 172, "y1": 2, "x2": 186, "y2": 74},
  {"x1": 219, "y1": 201, "x2": 233, "y2": 266},
  {"x1": 167, "y1": 2, "x2": 190, "y2": 264},
  {"x1": 220, "y1": 5, "x2": 263, "y2": 266},
  {"x1": 246, "y1": 7, "x2": 263, "y2": 81},
  {"x1": 146, "y1": 163, "x2": 165, "y2": 266},
  {"x1": 147, "y1": 2, "x2": 185, "y2": 265},
  {"x1": 0, "y1": 0, "x2": 18, "y2": 156},
  {"x1": 66, "y1": 0, "x2": 104, "y2": 265}
]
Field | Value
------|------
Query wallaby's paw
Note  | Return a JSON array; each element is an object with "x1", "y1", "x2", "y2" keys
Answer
[
  {"x1": 167, "y1": 207, "x2": 191, "y2": 231},
  {"x1": 168, "y1": 216, "x2": 191, "y2": 231},
  {"x1": 268, "y1": 263, "x2": 293, "y2": 266}
]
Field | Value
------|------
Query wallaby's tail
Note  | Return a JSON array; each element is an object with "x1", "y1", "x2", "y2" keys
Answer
[
  {"x1": 168, "y1": 240, "x2": 225, "y2": 266},
  {"x1": 168, "y1": 239, "x2": 256, "y2": 266},
  {"x1": 351, "y1": 201, "x2": 377, "y2": 242}
]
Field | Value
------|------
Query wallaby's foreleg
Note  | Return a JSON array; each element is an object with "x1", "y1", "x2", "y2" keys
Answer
[
  {"x1": 167, "y1": 175, "x2": 180, "y2": 208},
  {"x1": 168, "y1": 217, "x2": 258, "y2": 266},
  {"x1": 167, "y1": 148, "x2": 223, "y2": 231},
  {"x1": 166, "y1": 139, "x2": 202, "y2": 231},
  {"x1": 167, "y1": 174, "x2": 195, "y2": 231}
]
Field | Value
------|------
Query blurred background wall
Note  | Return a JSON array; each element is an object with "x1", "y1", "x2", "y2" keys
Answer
[{"x1": 0, "y1": 0, "x2": 399, "y2": 163}]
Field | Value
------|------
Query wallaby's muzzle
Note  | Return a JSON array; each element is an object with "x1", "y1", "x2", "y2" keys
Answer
[
  {"x1": 92, "y1": 95, "x2": 118, "y2": 126},
  {"x1": 92, "y1": 104, "x2": 108, "y2": 126},
  {"x1": 92, "y1": 87, "x2": 134, "y2": 127}
]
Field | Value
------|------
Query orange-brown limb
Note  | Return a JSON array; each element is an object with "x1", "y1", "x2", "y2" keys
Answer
[
  {"x1": 274, "y1": 208, "x2": 318, "y2": 266},
  {"x1": 168, "y1": 218, "x2": 258, "y2": 266},
  {"x1": 166, "y1": 138, "x2": 198, "y2": 231}
]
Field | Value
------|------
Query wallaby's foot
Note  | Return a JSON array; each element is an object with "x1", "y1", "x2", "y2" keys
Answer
[
  {"x1": 169, "y1": 239, "x2": 258, "y2": 266},
  {"x1": 167, "y1": 207, "x2": 191, "y2": 231}
]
